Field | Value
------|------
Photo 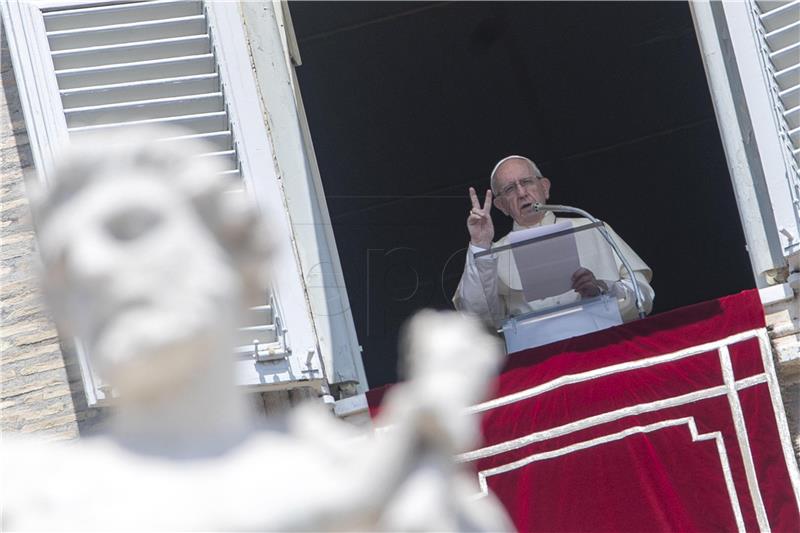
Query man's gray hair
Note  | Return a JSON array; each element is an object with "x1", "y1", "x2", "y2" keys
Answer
[{"x1": 489, "y1": 155, "x2": 543, "y2": 194}]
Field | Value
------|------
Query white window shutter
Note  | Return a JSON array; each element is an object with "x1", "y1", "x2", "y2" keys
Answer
[
  {"x1": 752, "y1": 1, "x2": 800, "y2": 168},
  {"x1": 691, "y1": 0, "x2": 800, "y2": 285},
  {"x1": 44, "y1": 1, "x2": 237, "y2": 175},
  {"x1": 238, "y1": 2, "x2": 368, "y2": 394},
  {"x1": 2, "y1": 0, "x2": 325, "y2": 405}
]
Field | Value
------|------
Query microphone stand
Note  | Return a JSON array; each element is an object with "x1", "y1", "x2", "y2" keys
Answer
[{"x1": 533, "y1": 203, "x2": 647, "y2": 319}]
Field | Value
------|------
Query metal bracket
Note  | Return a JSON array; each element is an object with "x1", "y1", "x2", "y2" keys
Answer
[
  {"x1": 300, "y1": 348, "x2": 320, "y2": 376},
  {"x1": 252, "y1": 339, "x2": 288, "y2": 362}
]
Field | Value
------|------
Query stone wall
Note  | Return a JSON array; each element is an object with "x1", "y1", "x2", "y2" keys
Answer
[
  {"x1": 765, "y1": 298, "x2": 800, "y2": 460},
  {"x1": 1, "y1": 26, "x2": 102, "y2": 440}
]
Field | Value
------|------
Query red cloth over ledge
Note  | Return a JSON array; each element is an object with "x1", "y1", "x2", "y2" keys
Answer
[{"x1": 366, "y1": 290, "x2": 800, "y2": 532}]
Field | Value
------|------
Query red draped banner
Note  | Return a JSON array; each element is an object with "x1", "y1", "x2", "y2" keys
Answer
[{"x1": 367, "y1": 291, "x2": 800, "y2": 532}]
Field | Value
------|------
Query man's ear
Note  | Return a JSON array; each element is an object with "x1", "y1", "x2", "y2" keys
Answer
[
  {"x1": 541, "y1": 177, "x2": 551, "y2": 200},
  {"x1": 494, "y1": 196, "x2": 509, "y2": 216}
]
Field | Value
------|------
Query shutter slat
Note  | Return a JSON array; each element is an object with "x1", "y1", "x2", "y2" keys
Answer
[
  {"x1": 770, "y1": 42, "x2": 800, "y2": 72},
  {"x1": 56, "y1": 54, "x2": 215, "y2": 90},
  {"x1": 784, "y1": 105, "x2": 800, "y2": 129},
  {"x1": 759, "y1": 1, "x2": 800, "y2": 33},
  {"x1": 159, "y1": 130, "x2": 233, "y2": 152},
  {"x1": 789, "y1": 124, "x2": 800, "y2": 142},
  {"x1": 60, "y1": 73, "x2": 219, "y2": 108},
  {"x1": 220, "y1": 170, "x2": 243, "y2": 182},
  {"x1": 757, "y1": 0, "x2": 794, "y2": 12},
  {"x1": 47, "y1": 15, "x2": 206, "y2": 51},
  {"x1": 64, "y1": 93, "x2": 224, "y2": 128},
  {"x1": 776, "y1": 63, "x2": 800, "y2": 90},
  {"x1": 240, "y1": 305, "x2": 275, "y2": 329},
  {"x1": 68, "y1": 111, "x2": 229, "y2": 138},
  {"x1": 196, "y1": 149, "x2": 238, "y2": 171},
  {"x1": 765, "y1": 20, "x2": 800, "y2": 51},
  {"x1": 52, "y1": 35, "x2": 211, "y2": 70},
  {"x1": 236, "y1": 325, "x2": 278, "y2": 347},
  {"x1": 780, "y1": 85, "x2": 800, "y2": 111},
  {"x1": 42, "y1": 0, "x2": 203, "y2": 31}
]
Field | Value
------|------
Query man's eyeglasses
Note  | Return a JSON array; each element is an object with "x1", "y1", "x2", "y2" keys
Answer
[{"x1": 496, "y1": 176, "x2": 543, "y2": 197}]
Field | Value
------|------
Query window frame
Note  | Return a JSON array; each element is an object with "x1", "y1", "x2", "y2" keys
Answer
[{"x1": 238, "y1": 0, "x2": 368, "y2": 393}]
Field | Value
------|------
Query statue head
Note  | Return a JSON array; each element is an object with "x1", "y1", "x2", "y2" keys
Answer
[{"x1": 34, "y1": 127, "x2": 271, "y2": 400}]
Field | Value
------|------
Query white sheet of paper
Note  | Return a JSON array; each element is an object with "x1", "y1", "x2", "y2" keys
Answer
[
  {"x1": 574, "y1": 225, "x2": 618, "y2": 282},
  {"x1": 508, "y1": 221, "x2": 581, "y2": 301}
]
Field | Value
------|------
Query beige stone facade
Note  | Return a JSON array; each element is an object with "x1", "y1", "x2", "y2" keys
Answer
[
  {"x1": 765, "y1": 301, "x2": 800, "y2": 458},
  {"x1": 1, "y1": 28, "x2": 105, "y2": 440}
]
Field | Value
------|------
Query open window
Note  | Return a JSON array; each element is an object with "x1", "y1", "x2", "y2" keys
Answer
[{"x1": 287, "y1": 1, "x2": 778, "y2": 387}]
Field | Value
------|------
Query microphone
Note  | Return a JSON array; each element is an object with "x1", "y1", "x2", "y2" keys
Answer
[
  {"x1": 532, "y1": 202, "x2": 583, "y2": 215},
  {"x1": 531, "y1": 203, "x2": 647, "y2": 319}
]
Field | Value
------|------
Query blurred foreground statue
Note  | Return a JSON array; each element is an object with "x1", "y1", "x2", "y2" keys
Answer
[{"x1": 1, "y1": 128, "x2": 513, "y2": 531}]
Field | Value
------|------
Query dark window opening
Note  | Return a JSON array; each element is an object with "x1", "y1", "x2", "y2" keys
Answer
[{"x1": 290, "y1": 1, "x2": 755, "y2": 387}]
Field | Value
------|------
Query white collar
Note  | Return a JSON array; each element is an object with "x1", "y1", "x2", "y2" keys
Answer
[{"x1": 512, "y1": 210, "x2": 556, "y2": 231}]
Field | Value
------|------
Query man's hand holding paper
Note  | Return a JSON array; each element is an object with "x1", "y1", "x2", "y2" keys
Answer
[{"x1": 571, "y1": 267, "x2": 608, "y2": 298}]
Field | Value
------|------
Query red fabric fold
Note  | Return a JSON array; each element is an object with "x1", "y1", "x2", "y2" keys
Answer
[{"x1": 367, "y1": 290, "x2": 799, "y2": 532}]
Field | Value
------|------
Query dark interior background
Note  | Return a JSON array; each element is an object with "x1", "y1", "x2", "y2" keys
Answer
[{"x1": 289, "y1": 1, "x2": 755, "y2": 387}]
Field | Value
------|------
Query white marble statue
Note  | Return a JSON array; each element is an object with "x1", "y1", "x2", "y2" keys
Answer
[{"x1": 1, "y1": 128, "x2": 514, "y2": 531}]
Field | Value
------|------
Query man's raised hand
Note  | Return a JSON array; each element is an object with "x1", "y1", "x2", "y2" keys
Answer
[{"x1": 467, "y1": 187, "x2": 494, "y2": 249}]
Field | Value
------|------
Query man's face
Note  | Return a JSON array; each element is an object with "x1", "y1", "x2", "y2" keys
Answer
[
  {"x1": 39, "y1": 173, "x2": 240, "y2": 397},
  {"x1": 492, "y1": 159, "x2": 551, "y2": 226}
]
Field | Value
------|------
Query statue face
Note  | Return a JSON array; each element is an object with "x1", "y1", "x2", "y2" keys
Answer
[{"x1": 39, "y1": 171, "x2": 240, "y2": 397}]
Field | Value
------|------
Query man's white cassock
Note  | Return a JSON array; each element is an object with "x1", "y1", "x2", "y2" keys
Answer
[{"x1": 453, "y1": 211, "x2": 654, "y2": 328}]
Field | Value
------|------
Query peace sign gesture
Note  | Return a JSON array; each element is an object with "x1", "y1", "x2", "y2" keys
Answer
[{"x1": 467, "y1": 187, "x2": 494, "y2": 249}]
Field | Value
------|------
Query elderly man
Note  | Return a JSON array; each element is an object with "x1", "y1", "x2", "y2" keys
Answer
[{"x1": 453, "y1": 155, "x2": 654, "y2": 328}]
